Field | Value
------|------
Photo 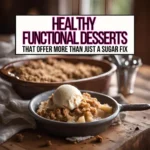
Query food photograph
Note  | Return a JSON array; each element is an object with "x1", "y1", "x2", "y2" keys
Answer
[{"x1": 0, "y1": 0, "x2": 150, "y2": 150}]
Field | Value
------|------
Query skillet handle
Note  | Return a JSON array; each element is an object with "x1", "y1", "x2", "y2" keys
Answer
[{"x1": 120, "y1": 104, "x2": 150, "y2": 112}]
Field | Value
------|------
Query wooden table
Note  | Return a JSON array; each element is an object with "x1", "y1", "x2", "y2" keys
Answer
[{"x1": 0, "y1": 65, "x2": 149, "y2": 150}]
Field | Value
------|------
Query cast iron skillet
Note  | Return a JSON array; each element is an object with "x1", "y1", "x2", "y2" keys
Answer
[{"x1": 29, "y1": 90, "x2": 150, "y2": 137}]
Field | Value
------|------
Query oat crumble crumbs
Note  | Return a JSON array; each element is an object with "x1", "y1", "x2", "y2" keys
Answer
[
  {"x1": 45, "y1": 140, "x2": 52, "y2": 146},
  {"x1": 15, "y1": 133, "x2": 24, "y2": 142}
]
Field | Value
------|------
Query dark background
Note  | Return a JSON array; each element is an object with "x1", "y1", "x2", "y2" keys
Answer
[{"x1": 0, "y1": 0, "x2": 149, "y2": 64}]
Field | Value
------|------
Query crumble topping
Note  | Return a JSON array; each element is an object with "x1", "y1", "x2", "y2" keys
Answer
[
  {"x1": 7, "y1": 58, "x2": 103, "y2": 83},
  {"x1": 37, "y1": 93, "x2": 112, "y2": 123}
]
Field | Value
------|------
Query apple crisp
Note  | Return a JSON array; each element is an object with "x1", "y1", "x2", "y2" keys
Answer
[
  {"x1": 7, "y1": 58, "x2": 103, "y2": 83},
  {"x1": 37, "y1": 93, "x2": 113, "y2": 123}
]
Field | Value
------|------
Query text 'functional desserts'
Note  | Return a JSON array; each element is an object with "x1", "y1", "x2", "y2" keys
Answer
[
  {"x1": 7, "y1": 58, "x2": 103, "y2": 83},
  {"x1": 37, "y1": 85, "x2": 113, "y2": 123}
]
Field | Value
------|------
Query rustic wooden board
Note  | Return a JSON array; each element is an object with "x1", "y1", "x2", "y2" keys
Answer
[
  {"x1": 0, "y1": 66, "x2": 150, "y2": 150},
  {"x1": 117, "y1": 128, "x2": 150, "y2": 150}
]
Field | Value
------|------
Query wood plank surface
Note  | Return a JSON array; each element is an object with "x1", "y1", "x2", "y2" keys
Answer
[{"x1": 0, "y1": 65, "x2": 150, "y2": 150}]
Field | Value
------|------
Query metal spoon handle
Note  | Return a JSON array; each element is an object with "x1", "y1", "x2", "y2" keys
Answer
[
  {"x1": 110, "y1": 55, "x2": 122, "y2": 67},
  {"x1": 120, "y1": 104, "x2": 150, "y2": 112}
]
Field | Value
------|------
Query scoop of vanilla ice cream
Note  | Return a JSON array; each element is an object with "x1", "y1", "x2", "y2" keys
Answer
[{"x1": 48, "y1": 84, "x2": 82, "y2": 110}]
